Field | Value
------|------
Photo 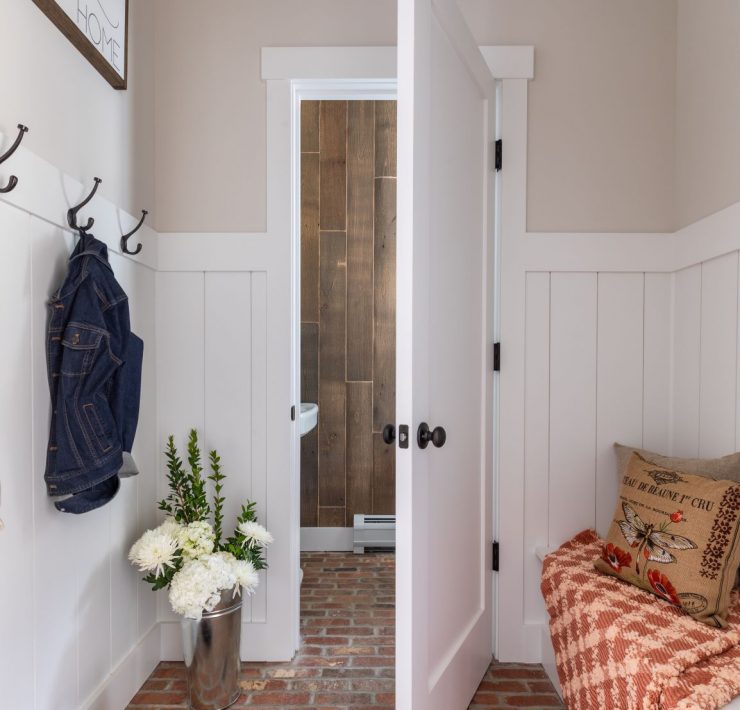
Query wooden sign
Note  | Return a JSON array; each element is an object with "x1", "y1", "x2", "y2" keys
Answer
[{"x1": 32, "y1": 0, "x2": 128, "y2": 89}]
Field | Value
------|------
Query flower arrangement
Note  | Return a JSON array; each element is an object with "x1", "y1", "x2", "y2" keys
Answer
[{"x1": 129, "y1": 430, "x2": 273, "y2": 619}]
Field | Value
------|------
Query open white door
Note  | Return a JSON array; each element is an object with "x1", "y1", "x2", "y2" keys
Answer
[{"x1": 396, "y1": 1, "x2": 496, "y2": 708}]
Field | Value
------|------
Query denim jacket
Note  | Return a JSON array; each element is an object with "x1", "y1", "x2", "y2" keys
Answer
[{"x1": 45, "y1": 235, "x2": 143, "y2": 513}]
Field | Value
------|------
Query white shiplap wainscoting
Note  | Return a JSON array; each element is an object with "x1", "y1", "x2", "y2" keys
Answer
[
  {"x1": 0, "y1": 133, "x2": 160, "y2": 710},
  {"x1": 496, "y1": 75, "x2": 740, "y2": 663}
]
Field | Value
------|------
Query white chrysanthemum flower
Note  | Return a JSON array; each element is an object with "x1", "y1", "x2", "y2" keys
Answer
[
  {"x1": 169, "y1": 552, "x2": 243, "y2": 619},
  {"x1": 128, "y1": 528, "x2": 179, "y2": 578},
  {"x1": 237, "y1": 521, "x2": 274, "y2": 548},
  {"x1": 178, "y1": 520, "x2": 215, "y2": 561},
  {"x1": 232, "y1": 559, "x2": 259, "y2": 597}
]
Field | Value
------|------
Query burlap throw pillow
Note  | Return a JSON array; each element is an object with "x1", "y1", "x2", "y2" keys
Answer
[
  {"x1": 615, "y1": 443, "x2": 740, "y2": 589},
  {"x1": 595, "y1": 453, "x2": 740, "y2": 627}
]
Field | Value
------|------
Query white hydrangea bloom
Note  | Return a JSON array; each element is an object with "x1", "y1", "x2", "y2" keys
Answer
[
  {"x1": 237, "y1": 521, "x2": 274, "y2": 548},
  {"x1": 128, "y1": 528, "x2": 179, "y2": 578},
  {"x1": 178, "y1": 520, "x2": 215, "y2": 561},
  {"x1": 169, "y1": 552, "x2": 249, "y2": 619},
  {"x1": 157, "y1": 517, "x2": 184, "y2": 538}
]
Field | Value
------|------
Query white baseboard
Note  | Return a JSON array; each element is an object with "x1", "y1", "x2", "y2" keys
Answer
[
  {"x1": 81, "y1": 624, "x2": 161, "y2": 710},
  {"x1": 300, "y1": 526, "x2": 354, "y2": 551},
  {"x1": 160, "y1": 621, "x2": 297, "y2": 663}
]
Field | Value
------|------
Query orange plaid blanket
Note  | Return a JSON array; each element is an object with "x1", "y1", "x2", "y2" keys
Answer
[{"x1": 541, "y1": 530, "x2": 740, "y2": 710}]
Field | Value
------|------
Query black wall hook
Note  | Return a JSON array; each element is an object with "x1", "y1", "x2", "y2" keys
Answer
[
  {"x1": 68, "y1": 177, "x2": 102, "y2": 233},
  {"x1": 121, "y1": 210, "x2": 148, "y2": 255},
  {"x1": 0, "y1": 124, "x2": 29, "y2": 194}
]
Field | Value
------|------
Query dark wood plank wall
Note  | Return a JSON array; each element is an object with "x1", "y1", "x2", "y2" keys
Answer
[{"x1": 301, "y1": 100, "x2": 397, "y2": 527}]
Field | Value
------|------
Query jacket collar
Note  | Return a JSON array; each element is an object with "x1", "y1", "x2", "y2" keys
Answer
[
  {"x1": 69, "y1": 233, "x2": 113, "y2": 273},
  {"x1": 50, "y1": 234, "x2": 114, "y2": 303}
]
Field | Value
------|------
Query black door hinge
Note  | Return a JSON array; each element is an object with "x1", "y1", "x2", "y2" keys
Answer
[
  {"x1": 494, "y1": 139, "x2": 502, "y2": 172},
  {"x1": 492, "y1": 541, "x2": 500, "y2": 572},
  {"x1": 493, "y1": 342, "x2": 501, "y2": 372},
  {"x1": 291, "y1": 405, "x2": 296, "y2": 421}
]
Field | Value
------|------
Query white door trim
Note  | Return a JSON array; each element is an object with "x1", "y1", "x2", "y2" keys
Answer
[{"x1": 261, "y1": 46, "x2": 397, "y2": 80}]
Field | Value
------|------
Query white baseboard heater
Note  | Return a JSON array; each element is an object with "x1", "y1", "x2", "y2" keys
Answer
[{"x1": 353, "y1": 514, "x2": 396, "y2": 554}]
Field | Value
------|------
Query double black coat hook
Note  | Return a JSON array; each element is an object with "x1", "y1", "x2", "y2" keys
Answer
[
  {"x1": 121, "y1": 210, "x2": 148, "y2": 255},
  {"x1": 0, "y1": 124, "x2": 29, "y2": 194},
  {"x1": 68, "y1": 177, "x2": 102, "y2": 233}
]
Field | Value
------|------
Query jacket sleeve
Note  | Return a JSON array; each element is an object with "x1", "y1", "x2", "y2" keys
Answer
[{"x1": 104, "y1": 297, "x2": 143, "y2": 459}]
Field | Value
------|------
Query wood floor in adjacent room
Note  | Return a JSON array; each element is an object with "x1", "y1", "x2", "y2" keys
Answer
[{"x1": 128, "y1": 552, "x2": 563, "y2": 709}]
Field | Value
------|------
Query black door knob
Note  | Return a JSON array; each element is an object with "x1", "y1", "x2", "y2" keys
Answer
[
  {"x1": 417, "y1": 422, "x2": 447, "y2": 449},
  {"x1": 382, "y1": 424, "x2": 396, "y2": 445}
]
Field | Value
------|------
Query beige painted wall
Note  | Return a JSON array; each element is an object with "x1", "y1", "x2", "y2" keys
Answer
[
  {"x1": 460, "y1": 0, "x2": 677, "y2": 233},
  {"x1": 674, "y1": 1, "x2": 740, "y2": 229},
  {"x1": 8, "y1": 2, "x2": 740, "y2": 235},
  {"x1": 0, "y1": 0, "x2": 154, "y2": 218},
  {"x1": 153, "y1": 0, "x2": 396, "y2": 233}
]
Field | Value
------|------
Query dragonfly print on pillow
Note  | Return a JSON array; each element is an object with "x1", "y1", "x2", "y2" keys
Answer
[{"x1": 618, "y1": 502, "x2": 697, "y2": 576}]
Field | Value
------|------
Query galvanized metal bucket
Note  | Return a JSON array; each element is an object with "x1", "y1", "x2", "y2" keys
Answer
[{"x1": 181, "y1": 588, "x2": 242, "y2": 710}]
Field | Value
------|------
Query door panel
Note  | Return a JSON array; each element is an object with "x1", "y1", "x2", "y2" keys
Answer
[{"x1": 397, "y1": 0, "x2": 495, "y2": 708}]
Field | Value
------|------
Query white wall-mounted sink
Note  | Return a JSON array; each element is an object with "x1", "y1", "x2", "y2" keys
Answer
[{"x1": 299, "y1": 403, "x2": 318, "y2": 436}]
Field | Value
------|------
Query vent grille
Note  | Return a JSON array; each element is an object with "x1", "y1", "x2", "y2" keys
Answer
[{"x1": 353, "y1": 514, "x2": 396, "y2": 554}]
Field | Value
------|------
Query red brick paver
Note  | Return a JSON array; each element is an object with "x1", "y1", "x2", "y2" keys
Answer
[{"x1": 127, "y1": 552, "x2": 562, "y2": 709}]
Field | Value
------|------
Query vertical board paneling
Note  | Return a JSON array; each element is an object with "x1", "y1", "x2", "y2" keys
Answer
[
  {"x1": 318, "y1": 232, "x2": 347, "y2": 509},
  {"x1": 318, "y1": 507, "x2": 347, "y2": 526},
  {"x1": 373, "y1": 434, "x2": 396, "y2": 514},
  {"x1": 300, "y1": 323, "x2": 319, "y2": 526},
  {"x1": 301, "y1": 101, "x2": 396, "y2": 529},
  {"x1": 0, "y1": 205, "x2": 34, "y2": 709},
  {"x1": 672, "y1": 266, "x2": 702, "y2": 457},
  {"x1": 300, "y1": 429, "x2": 319, "y2": 527},
  {"x1": 595, "y1": 273, "x2": 644, "y2": 536},
  {"x1": 77, "y1": 505, "x2": 113, "y2": 704},
  {"x1": 346, "y1": 101, "x2": 375, "y2": 381},
  {"x1": 699, "y1": 253, "x2": 739, "y2": 457},
  {"x1": 135, "y1": 263, "x2": 159, "y2": 640},
  {"x1": 204, "y1": 272, "x2": 253, "y2": 561},
  {"x1": 156, "y1": 271, "x2": 206, "y2": 622},
  {"x1": 156, "y1": 271, "x2": 207, "y2": 446},
  {"x1": 373, "y1": 178, "x2": 397, "y2": 433},
  {"x1": 30, "y1": 219, "x2": 80, "y2": 710},
  {"x1": 523, "y1": 272, "x2": 549, "y2": 624},
  {"x1": 643, "y1": 273, "x2": 673, "y2": 453},
  {"x1": 375, "y1": 101, "x2": 397, "y2": 177},
  {"x1": 108, "y1": 255, "x2": 154, "y2": 666},
  {"x1": 250, "y1": 272, "x2": 268, "y2": 622},
  {"x1": 301, "y1": 152, "x2": 320, "y2": 323},
  {"x1": 319, "y1": 101, "x2": 347, "y2": 231},
  {"x1": 301, "y1": 100, "x2": 320, "y2": 153},
  {"x1": 549, "y1": 273, "x2": 598, "y2": 543},
  {"x1": 346, "y1": 382, "x2": 373, "y2": 525}
]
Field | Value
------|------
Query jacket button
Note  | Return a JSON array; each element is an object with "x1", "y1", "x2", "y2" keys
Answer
[{"x1": 71, "y1": 333, "x2": 80, "y2": 345}]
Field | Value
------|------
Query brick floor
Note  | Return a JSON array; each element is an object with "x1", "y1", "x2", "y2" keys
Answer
[{"x1": 127, "y1": 552, "x2": 562, "y2": 709}]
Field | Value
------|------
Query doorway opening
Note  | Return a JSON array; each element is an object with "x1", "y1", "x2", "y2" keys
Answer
[
  {"x1": 299, "y1": 98, "x2": 397, "y2": 543},
  {"x1": 292, "y1": 84, "x2": 398, "y2": 706}
]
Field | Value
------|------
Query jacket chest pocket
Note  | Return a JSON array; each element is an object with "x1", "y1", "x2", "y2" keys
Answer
[{"x1": 61, "y1": 324, "x2": 103, "y2": 376}]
